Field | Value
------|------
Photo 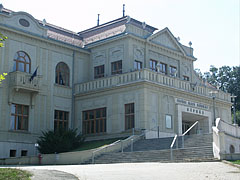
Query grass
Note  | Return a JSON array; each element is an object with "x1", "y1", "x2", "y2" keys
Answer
[
  {"x1": 0, "y1": 168, "x2": 32, "y2": 180},
  {"x1": 73, "y1": 138, "x2": 125, "y2": 151},
  {"x1": 229, "y1": 160, "x2": 240, "y2": 165}
]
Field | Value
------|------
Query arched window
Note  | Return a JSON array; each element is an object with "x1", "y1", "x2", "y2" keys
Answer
[
  {"x1": 13, "y1": 51, "x2": 31, "y2": 73},
  {"x1": 55, "y1": 62, "x2": 70, "y2": 86}
]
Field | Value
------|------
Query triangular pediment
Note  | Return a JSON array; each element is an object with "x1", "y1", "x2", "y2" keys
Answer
[{"x1": 147, "y1": 28, "x2": 186, "y2": 55}]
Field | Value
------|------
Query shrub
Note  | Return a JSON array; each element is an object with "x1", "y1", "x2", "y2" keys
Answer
[{"x1": 37, "y1": 128, "x2": 84, "y2": 154}]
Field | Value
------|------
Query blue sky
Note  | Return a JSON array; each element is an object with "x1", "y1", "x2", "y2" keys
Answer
[{"x1": 1, "y1": 0, "x2": 239, "y2": 73}]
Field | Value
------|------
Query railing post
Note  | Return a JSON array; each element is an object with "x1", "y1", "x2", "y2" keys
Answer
[
  {"x1": 170, "y1": 147, "x2": 173, "y2": 161},
  {"x1": 121, "y1": 141, "x2": 123, "y2": 153},
  {"x1": 182, "y1": 136, "x2": 184, "y2": 148},
  {"x1": 92, "y1": 152, "x2": 94, "y2": 164},
  {"x1": 176, "y1": 137, "x2": 178, "y2": 149},
  {"x1": 158, "y1": 126, "x2": 159, "y2": 138},
  {"x1": 131, "y1": 139, "x2": 133, "y2": 152},
  {"x1": 132, "y1": 128, "x2": 135, "y2": 136}
]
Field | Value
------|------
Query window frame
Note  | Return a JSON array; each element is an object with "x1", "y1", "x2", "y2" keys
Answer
[
  {"x1": 55, "y1": 62, "x2": 70, "y2": 86},
  {"x1": 149, "y1": 59, "x2": 158, "y2": 72},
  {"x1": 134, "y1": 60, "x2": 142, "y2": 70},
  {"x1": 94, "y1": 65, "x2": 105, "y2": 79},
  {"x1": 82, "y1": 108, "x2": 107, "y2": 134},
  {"x1": 183, "y1": 75, "x2": 190, "y2": 81},
  {"x1": 111, "y1": 60, "x2": 122, "y2": 75},
  {"x1": 125, "y1": 103, "x2": 135, "y2": 130},
  {"x1": 13, "y1": 51, "x2": 31, "y2": 73},
  {"x1": 54, "y1": 110, "x2": 69, "y2": 131},
  {"x1": 159, "y1": 62, "x2": 167, "y2": 74},
  {"x1": 169, "y1": 66, "x2": 177, "y2": 76},
  {"x1": 10, "y1": 103, "x2": 29, "y2": 131}
]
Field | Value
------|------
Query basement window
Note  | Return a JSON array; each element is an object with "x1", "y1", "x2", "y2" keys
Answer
[{"x1": 10, "y1": 149, "x2": 16, "y2": 157}]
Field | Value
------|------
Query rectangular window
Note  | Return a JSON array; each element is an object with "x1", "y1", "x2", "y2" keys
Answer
[
  {"x1": 165, "y1": 115, "x2": 172, "y2": 129},
  {"x1": 125, "y1": 103, "x2": 134, "y2": 130},
  {"x1": 54, "y1": 110, "x2": 69, "y2": 131},
  {"x1": 111, "y1": 60, "x2": 122, "y2": 75},
  {"x1": 169, "y1": 66, "x2": 177, "y2": 76},
  {"x1": 94, "y1": 65, "x2": 104, "y2": 79},
  {"x1": 83, "y1": 108, "x2": 106, "y2": 134},
  {"x1": 150, "y1": 59, "x2": 157, "y2": 72},
  {"x1": 10, "y1": 104, "x2": 29, "y2": 131},
  {"x1": 21, "y1": 150, "x2": 28, "y2": 156},
  {"x1": 183, "y1": 75, "x2": 189, "y2": 81},
  {"x1": 159, "y1": 62, "x2": 167, "y2": 74},
  {"x1": 134, "y1": 60, "x2": 142, "y2": 70},
  {"x1": 10, "y1": 150, "x2": 16, "y2": 157}
]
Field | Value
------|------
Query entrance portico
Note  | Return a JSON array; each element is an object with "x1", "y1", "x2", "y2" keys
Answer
[{"x1": 176, "y1": 98, "x2": 212, "y2": 135}]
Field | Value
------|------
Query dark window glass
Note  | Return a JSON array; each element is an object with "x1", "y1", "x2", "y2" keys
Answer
[
  {"x1": 54, "y1": 110, "x2": 69, "y2": 131},
  {"x1": 125, "y1": 103, "x2": 134, "y2": 130},
  {"x1": 94, "y1": 65, "x2": 104, "y2": 79},
  {"x1": 111, "y1": 60, "x2": 122, "y2": 75},
  {"x1": 150, "y1": 60, "x2": 157, "y2": 72},
  {"x1": 10, "y1": 150, "x2": 16, "y2": 157},
  {"x1": 13, "y1": 51, "x2": 31, "y2": 73},
  {"x1": 10, "y1": 104, "x2": 29, "y2": 131},
  {"x1": 55, "y1": 62, "x2": 70, "y2": 86}
]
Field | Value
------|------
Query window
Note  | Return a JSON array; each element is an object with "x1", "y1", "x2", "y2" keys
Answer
[
  {"x1": 111, "y1": 60, "x2": 122, "y2": 75},
  {"x1": 169, "y1": 66, "x2": 177, "y2": 76},
  {"x1": 134, "y1": 61, "x2": 142, "y2": 70},
  {"x1": 183, "y1": 76, "x2": 189, "y2": 81},
  {"x1": 125, "y1": 103, "x2": 134, "y2": 130},
  {"x1": 165, "y1": 115, "x2": 172, "y2": 129},
  {"x1": 13, "y1": 51, "x2": 31, "y2": 73},
  {"x1": 83, "y1": 108, "x2": 106, "y2": 134},
  {"x1": 150, "y1": 60, "x2": 157, "y2": 72},
  {"x1": 94, "y1": 65, "x2": 104, "y2": 79},
  {"x1": 10, "y1": 104, "x2": 29, "y2": 131},
  {"x1": 159, "y1": 62, "x2": 167, "y2": 74},
  {"x1": 10, "y1": 150, "x2": 16, "y2": 157},
  {"x1": 55, "y1": 62, "x2": 70, "y2": 86},
  {"x1": 21, "y1": 150, "x2": 28, "y2": 156},
  {"x1": 54, "y1": 110, "x2": 69, "y2": 131}
]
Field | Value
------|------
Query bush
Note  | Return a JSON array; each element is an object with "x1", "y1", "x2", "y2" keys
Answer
[{"x1": 37, "y1": 128, "x2": 84, "y2": 154}]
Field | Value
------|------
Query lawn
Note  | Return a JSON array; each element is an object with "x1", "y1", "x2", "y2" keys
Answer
[
  {"x1": 0, "y1": 168, "x2": 32, "y2": 180},
  {"x1": 73, "y1": 138, "x2": 125, "y2": 151},
  {"x1": 229, "y1": 160, "x2": 240, "y2": 165}
]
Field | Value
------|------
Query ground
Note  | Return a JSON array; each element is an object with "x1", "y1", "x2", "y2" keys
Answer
[{"x1": 2, "y1": 161, "x2": 239, "y2": 180}]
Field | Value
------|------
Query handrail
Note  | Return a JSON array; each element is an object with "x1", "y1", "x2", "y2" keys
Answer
[
  {"x1": 170, "y1": 134, "x2": 177, "y2": 148},
  {"x1": 182, "y1": 121, "x2": 199, "y2": 148},
  {"x1": 91, "y1": 126, "x2": 160, "y2": 164},
  {"x1": 182, "y1": 121, "x2": 199, "y2": 136}
]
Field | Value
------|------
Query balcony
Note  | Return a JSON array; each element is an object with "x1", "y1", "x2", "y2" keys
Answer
[
  {"x1": 8, "y1": 71, "x2": 41, "y2": 93},
  {"x1": 75, "y1": 69, "x2": 231, "y2": 102}
]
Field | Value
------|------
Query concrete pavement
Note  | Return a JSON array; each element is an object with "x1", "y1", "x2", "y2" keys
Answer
[{"x1": 2, "y1": 162, "x2": 240, "y2": 180}]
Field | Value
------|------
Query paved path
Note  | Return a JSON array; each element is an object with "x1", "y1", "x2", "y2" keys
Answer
[{"x1": 7, "y1": 162, "x2": 240, "y2": 180}]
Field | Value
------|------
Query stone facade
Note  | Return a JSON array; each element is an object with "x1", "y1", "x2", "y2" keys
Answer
[{"x1": 0, "y1": 6, "x2": 232, "y2": 158}]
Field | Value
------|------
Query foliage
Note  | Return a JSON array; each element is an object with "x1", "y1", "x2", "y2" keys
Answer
[
  {"x1": 196, "y1": 65, "x2": 240, "y2": 125},
  {"x1": 0, "y1": 168, "x2": 32, "y2": 180},
  {"x1": 0, "y1": 73, "x2": 8, "y2": 84},
  {"x1": 37, "y1": 128, "x2": 84, "y2": 154},
  {"x1": 0, "y1": 32, "x2": 8, "y2": 47}
]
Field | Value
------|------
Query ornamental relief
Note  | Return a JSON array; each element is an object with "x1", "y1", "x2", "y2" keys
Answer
[
  {"x1": 133, "y1": 47, "x2": 144, "y2": 61},
  {"x1": 92, "y1": 51, "x2": 106, "y2": 66},
  {"x1": 109, "y1": 45, "x2": 123, "y2": 62}
]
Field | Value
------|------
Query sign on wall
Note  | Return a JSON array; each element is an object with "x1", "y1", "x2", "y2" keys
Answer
[{"x1": 175, "y1": 98, "x2": 209, "y2": 110}]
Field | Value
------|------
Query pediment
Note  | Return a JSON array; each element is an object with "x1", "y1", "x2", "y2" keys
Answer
[
  {"x1": 148, "y1": 28, "x2": 185, "y2": 55},
  {"x1": 1, "y1": 11, "x2": 47, "y2": 37}
]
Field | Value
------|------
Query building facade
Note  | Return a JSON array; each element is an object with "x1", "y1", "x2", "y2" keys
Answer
[{"x1": 0, "y1": 6, "x2": 232, "y2": 158}]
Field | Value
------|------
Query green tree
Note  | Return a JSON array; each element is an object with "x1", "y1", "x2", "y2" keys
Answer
[
  {"x1": 37, "y1": 128, "x2": 85, "y2": 154},
  {"x1": 0, "y1": 32, "x2": 7, "y2": 47},
  {"x1": 199, "y1": 65, "x2": 240, "y2": 125}
]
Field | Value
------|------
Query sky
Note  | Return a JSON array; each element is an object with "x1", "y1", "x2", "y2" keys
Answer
[{"x1": 1, "y1": 0, "x2": 239, "y2": 73}]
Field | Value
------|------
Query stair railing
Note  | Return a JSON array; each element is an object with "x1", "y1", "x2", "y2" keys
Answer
[
  {"x1": 182, "y1": 121, "x2": 199, "y2": 148},
  {"x1": 170, "y1": 134, "x2": 178, "y2": 160}
]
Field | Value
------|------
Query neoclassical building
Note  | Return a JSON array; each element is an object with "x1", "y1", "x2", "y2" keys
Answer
[{"x1": 0, "y1": 5, "x2": 232, "y2": 158}]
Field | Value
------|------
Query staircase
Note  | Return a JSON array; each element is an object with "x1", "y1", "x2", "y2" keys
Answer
[{"x1": 89, "y1": 133, "x2": 216, "y2": 164}]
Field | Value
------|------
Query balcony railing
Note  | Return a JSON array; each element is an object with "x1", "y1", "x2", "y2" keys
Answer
[
  {"x1": 8, "y1": 71, "x2": 41, "y2": 93},
  {"x1": 75, "y1": 69, "x2": 231, "y2": 102}
]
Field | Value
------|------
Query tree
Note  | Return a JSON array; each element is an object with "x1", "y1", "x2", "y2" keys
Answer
[
  {"x1": 198, "y1": 65, "x2": 240, "y2": 125},
  {"x1": 37, "y1": 128, "x2": 85, "y2": 154},
  {"x1": 0, "y1": 32, "x2": 7, "y2": 47}
]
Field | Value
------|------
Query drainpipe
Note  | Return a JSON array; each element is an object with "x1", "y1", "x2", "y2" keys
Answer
[{"x1": 71, "y1": 50, "x2": 75, "y2": 129}]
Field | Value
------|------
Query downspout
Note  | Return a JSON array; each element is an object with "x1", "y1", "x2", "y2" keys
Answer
[{"x1": 71, "y1": 50, "x2": 75, "y2": 129}]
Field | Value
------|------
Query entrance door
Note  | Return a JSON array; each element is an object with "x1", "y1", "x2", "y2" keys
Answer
[{"x1": 182, "y1": 122, "x2": 190, "y2": 135}]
